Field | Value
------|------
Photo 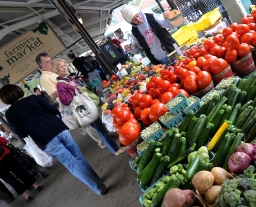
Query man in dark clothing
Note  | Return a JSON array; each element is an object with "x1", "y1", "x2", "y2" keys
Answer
[
  {"x1": 121, "y1": 5, "x2": 178, "y2": 65},
  {"x1": 34, "y1": 87, "x2": 59, "y2": 109}
]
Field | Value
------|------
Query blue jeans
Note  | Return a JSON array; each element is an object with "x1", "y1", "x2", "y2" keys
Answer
[
  {"x1": 91, "y1": 117, "x2": 119, "y2": 154},
  {"x1": 158, "y1": 56, "x2": 168, "y2": 64},
  {"x1": 44, "y1": 130, "x2": 105, "y2": 194}
]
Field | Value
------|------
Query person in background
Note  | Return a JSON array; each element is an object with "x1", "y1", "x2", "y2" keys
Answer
[
  {"x1": 0, "y1": 85, "x2": 108, "y2": 195},
  {"x1": 107, "y1": 36, "x2": 126, "y2": 56},
  {"x1": 51, "y1": 58, "x2": 119, "y2": 153},
  {"x1": 35, "y1": 52, "x2": 104, "y2": 147},
  {"x1": 121, "y1": 5, "x2": 178, "y2": 65},
  {"x1": 0, "y1": 136, "x2": 42, "y2": 202}
]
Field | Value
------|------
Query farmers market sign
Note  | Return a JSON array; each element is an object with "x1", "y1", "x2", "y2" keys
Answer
[{"x1": 0, "y1": 21, "x2": 66, "y2": 84}]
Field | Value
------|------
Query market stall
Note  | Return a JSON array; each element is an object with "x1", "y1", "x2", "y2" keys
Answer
[{"x1": 100, "y1": 4, "x2": 256, "y2": 207}]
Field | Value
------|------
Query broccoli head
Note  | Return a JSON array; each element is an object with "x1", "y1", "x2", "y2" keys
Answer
[
  {"x1": 237, "y1": 177, "x2": 256, "y2": 191},
  {"x1": 244, "y1": 190, "x2": 256, "y2": 207},
  {"x1": 241, "y1": 165, "x2": 256, "y2": 179}
]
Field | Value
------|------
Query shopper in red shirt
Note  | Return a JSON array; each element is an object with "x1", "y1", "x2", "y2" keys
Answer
[{"x1": 0, "y1": 137, "x2": 41, "y2": 202}]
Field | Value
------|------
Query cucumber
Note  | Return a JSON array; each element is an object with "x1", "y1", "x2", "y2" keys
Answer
[
  {"x1": 245, "y1": 77, "x2": 256, "y2": 102},
  {"x1": 139, "y1": 153, "x2": 162, "y2": 189},
  {"x1": 179, "y1": 110, "x2": 194, "y2": 132},
  {"x1": 211, "y1": 110, "x2": 225, "y2": 134},
  {"x1": 245, "y1": 122, "x2": 256, "y2": 142},
  {"x1": 150, "y1": 156, "x2": 170, "y2": 186},
  {"x1": 239, "y1": 100, "x2": 253, "y2": 115},
  {"x1": 226, "y1": 84, "x2": 236, "y2": 104},
  {"x1": 185, "y1": 156, "x2": 200, "y2": 181},
  {"x1": 196, "y1": 123, "x2": 214, "y2": 148},
  {"x1": 205, "y1": 95, "x2": 220, "y2": 116},
  {"x1": 186, "y1": 116, "x2": 198, "y2": 139},
  {"x1": 212, "y1": 133, "x2": 234, "y2": 167},
  {"x1": 229, "y1": 88, "x2": 241, "y2": 108},
  {"x1": 167, "y1": 133, "x2": 182, "y2": 162},
  {"x1": 237, "y1": 91, "x2": 247, "y2": 105},
  {"x1": 178, "y1": 137, "x2": 187, "y2": 154},
  {"x1": 237, "y1": 78, "x2": 247, "y2": 90},
  {"x1": 242, "y1": 73, "x2": 256, "y2": 92},
  {"x1": 137, "y1": 140, "x2": 156, "y2": 174},
  {"x1": 220, "y1": 105, "x2": 232, "y2": 125},
  {"x1": 235, "y1": 105, "x2": 254, "y2": 129},
  {"x1": 167, "y1": 143, "x2": 196, "y2": 168},
  {"x1": 195, "y1": 101, "x2": 209, "y2": 118},
  {"x1": 188, "y1": 114, "x2": 207, "y2": 149},
  {"x1": 222, "y1": 133, "x2": 243, "y2": 171},
  {"x1": 241, "y1": 114, "x2": 256, "y2": 134},
  {"x1": 228, "y1": 103, "x2": 241, "y2": 124},
  {"x1": 150, "y1": 178, "x2": 181, "y2": 207},
  {"x1": 207, "y1": 96, "x2": 227, "y2": 124},
  {"x1": 161, "y1": 129, "x2": 175, "y2": 156}
]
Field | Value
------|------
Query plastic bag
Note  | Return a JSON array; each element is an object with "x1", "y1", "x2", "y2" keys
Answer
[
  {"x1": 23, "y1": 137, "x2": 53, "y2": 167},
  {"x1": 101, "y1": 114, "x2": 116, "y2": 132}
]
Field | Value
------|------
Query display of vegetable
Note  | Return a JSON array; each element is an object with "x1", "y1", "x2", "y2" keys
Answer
[
  {"x1": 141, "y1": 122, "x2": 161, "y2": 139},
  {"x1": 192, "y1": 171, "x2": 214, "y2": 195}
]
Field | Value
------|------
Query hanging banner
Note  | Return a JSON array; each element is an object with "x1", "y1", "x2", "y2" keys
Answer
[{"x1": 0, "y1": 21, "x2": 66, "y2": 84}]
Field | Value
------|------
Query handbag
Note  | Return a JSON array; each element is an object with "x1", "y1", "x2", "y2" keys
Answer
[
  {"x1": 76, "y1": 86, "x2": 100, "y2": 106},
  {"x1": 58, "y1": 80, "x2": 98, "y2": 129},
  {"x1": 23, "y1": 137, "x2": 53, "y2": 167}
]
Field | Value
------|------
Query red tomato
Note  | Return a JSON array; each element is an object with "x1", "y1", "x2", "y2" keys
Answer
[
  {"x1": 115, "y1": 110, "x2": 131, "y2": 125},
  {"x1": 226, "y1": 34, "x2": 240, "y2": 49},
  {"x1": 213, "y1": 34, "x2": 224, "y2": 43},
  {"x1": 162, "y1": 74, "x2": 170, "y2": 80},
  {"x1": 149, "y1": 88, "x2": 161, "y2": 99},
  {"x1": 241, "y1": 33, "x2": 253, "y2": 45},
  {"x1": 230, "y1": 23, "x2": 238, "y2": 31},
  {"x1": 189, "y1": 48, "x2": 197, "y2": 55},
  {"x1": 203, "y1": 57, "x2": 215, "y2": 74},
  {"x1": 167, "y1": 86, "x2": 180, "y2": 96},
  {"x1": 149, "y1": 103, "x2": 168, "y2": 122},
  {"x1": 196, "y1": 57, "x2": 206, "y2": 69},
  {"x1": 236, "y1": 24, "x2": 250, "y2": 36},
  {"x1": 146, "y1": 81, "x2": 156, "y2": 90},
  {"x1": 249, "y1": 22, "x2": 256, "y2": 31},
  {"x1": 140, "y1": 108, "x2": 152, "y2": 126},
  {"x1": 196, "y1": 71, "x2": 212, "y2": 90},
  {"x1": 140, "y1": 94, "x2": 153, "y2": 109},
  {"x1": 134, "y1": 107, "x2": 143, "y2": 119},
  {"x1": 204, "y1": 39, "x2": 216, "y2": 50},
  {"x1": 225, "y1": 49, "x2": 238, "y2": 63},
  {"x1": 119, "y1": 122, "x2": 140, "y2": 146},
  {"x1": 167, "y1": 74, "x2": 177, "y2": 84},
  {"x1": 151, "y1": 76, "x2": 162, "y2": 84},
  {"x1": 217, "y1": 47, "x2": 227, "y2": 58},
  {"x1": 111, "y1": 106, "x2": 122, "y2": 119},
  {"x1": 128, "y1": 117, "x2": 139, "y2": 125},
  {"x1": 238, "y1": 43, "x2": 251, "y2": 57},
  {"x1": 157, "y1": 79, "x2": 172, "y2": 94},
  {"x1": 189, "y1": 66, "x2": 202, "y2": 74},
  {"x1": 204, "y1": 54, "x2": 213, "y2": 59},
  {"x1": 252, "y1": 9, "x2": 256, "y2": 19},
  {"x1": 193, "y1": 53, "x2": 201, "y2": 59},
  {"x1": 160, "y1": 69, "x2": 170, "y2": 76},
  {"x1": 151, "y1": 99, "x2": 161, "y2": 105},
  {"x1": 222, "y1": 27, "x2": 233, "y2": 37},
  {"x1": 242, "y1": 17, "x2": 250, "y2": 24},
  {"x1": 252, "y1": 33, "x2": 256, "y2": 46},
  {"x1": 183, "y1": 75, "x2": 199, "y2": 93},
  {"x1": 160, "y1": 92, "x2": 174, "y2": 104},
  {"x1": 132, "y1": 93, "x2": 143, "y2": 107},
  {"x1": 211, "y1": 58, "x2": 229, "y2": 75},
  {"x1": 171, "y1": 83, "x2": 181, "y2": 88},
  {"x1": 210, "y1": 45, "x2": 221, "y2": 56},
  {"x1": 178, "y1": 89, "x2": 190, "y2": 98}
]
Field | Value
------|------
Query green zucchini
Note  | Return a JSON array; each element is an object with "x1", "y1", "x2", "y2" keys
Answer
[
  {"x1": 167, "y1": 143, "x2": 196, "y2": 168},
  {"x1": 207, "y1": 96, "x2": 227, "y2": 124},
  {"x1": 137, "y1": 140, "x2": 156, "y2": 174},
  {"x1": 196, "y1": 162, "x2": 214, "y2": 173},
  {"x1": 196, "y1": 123, "x2": 214, "y2": 148},
  {"x1": 242, "y1": 73, "x2": 256, "y2": 92},
  {"x1": 212, "y1": 133, "x2": 234, "y2": 167},
  {"x1": 185, "y1": 156, "x2": 200, "y2": 181},
  {"x1": 150, "y1": 156, "x2": 170, "y2": 186},
  {"x1": 167, "y1": 133, "x2": 182, "y2": 162},
  {"x1": 239, "y1": 100, "x2": 253, "y2": 115},
  {"x1": 245, "y1": 77, "x2": 256, "y2": 102},
  {"x1": 237, "y1": 91, "x2": 247, "y2": 105},
  {"x1": 179, "y1": 110, "x2": 194, "y2": 132},
  {"x1": 211, "y1": 110, "x2": 225, "y2": 134},
  {"x1": 139, "y1": 152, "x2": 162, "y2": 189},
  {"x1": 150, "y1": 177, "x2": 181, "y2": 207},
  {"x1": 205, "y1": 95, "x2": 220, "y2": 116},
  {"x1": 186, "y1": 116, "x2": 198, "y2": 139},
  {"x1": 195, "y1": 101, "x2": 210, "y2": 118},
  {"x1": 232, "y1": 77, "x2": 240, "y2": 86},
  {"x1": 135, "y1": 155, "x2": 143, "y2": 165},
  {"x1": 188, "y1": 114, "x2": 207, "y2": 148},
  {"x1": 235, "y1": 105, "x2": 254, "y2": 129},
  {"x1": 222, "y1": 133, "x2": 243, "y2": 170},
  {"x1": 241, "y1": 114, "x2": 256, "y2": 134},
  {"x1": 245, "y1": 122, "x2": 256, "y2": 142},
  {"x1": 229, "y1": 88, "x2": 241, "y2": 108},
  {"x1": 161, "y1": 129, "x2": 175, "y2": 156},
  {"x1": 252, "y1": 96, "x2": 256, "y2": 107},
  {"x1": 226, "y1": 84, "x2": 236, "y2": 105},
  {"x1": 220, "y1": 105, "x2": 232, "y2": 125},
  {"x1": 237, "y1": 78, "x2": 247, "y2": 90},
  {"x1": 178, "y1": 137, "x2": 187, "y2": 154},
  {"x1": 228, "y1": 103, "x2": 241, "y2": 124}
]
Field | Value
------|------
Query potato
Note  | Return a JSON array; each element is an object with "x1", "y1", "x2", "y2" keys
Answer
[
  {"x1": 163, "y1": 188, "x2": 186, "y2": 207},
  {"x1": 183, "y1": 190, "x2": 196, "y2": 206},
  {"x1": 211, "y1": 167, "x2": 232, "y2": 185},
  {"x1": 192, "y1": 171, "x2": 214, "y2": 195},
  {"x1": 205, "y1": 185, "x2": 222, "y2": 205}
]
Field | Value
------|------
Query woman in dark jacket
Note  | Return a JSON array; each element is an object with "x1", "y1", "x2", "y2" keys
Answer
[{"x1": 0, "y1": 137, "x2": 41, "y2": 202}]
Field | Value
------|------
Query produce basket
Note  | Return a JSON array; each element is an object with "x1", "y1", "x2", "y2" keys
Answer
[
  {"x1": 141, "y1": 122, "x2": 163, "y2": 143},
  {"x1": 136, "y1": 141, "x2": 149, "y2": 156},
  {"x1": 215, "y1": 76, "x2": 240, "y2": 89},
  {"x1": 183, "y1": 96, "x2": 201, "y2": 114},
  {"x1": 171, "y1": 23, "x2": 198, "y2": 46},
  {"x1": 201, "y1": 88, "x2": 225, "y2": 103},
  {"x1": 159, "y1": 112, "x2": 183, "y2": 129},
  {"x1": 129, "y1": 156, "x2": 140, "y2": 171},
  {"x1": 166, "y1": 94, "x2": 189, "y2": 114}
]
